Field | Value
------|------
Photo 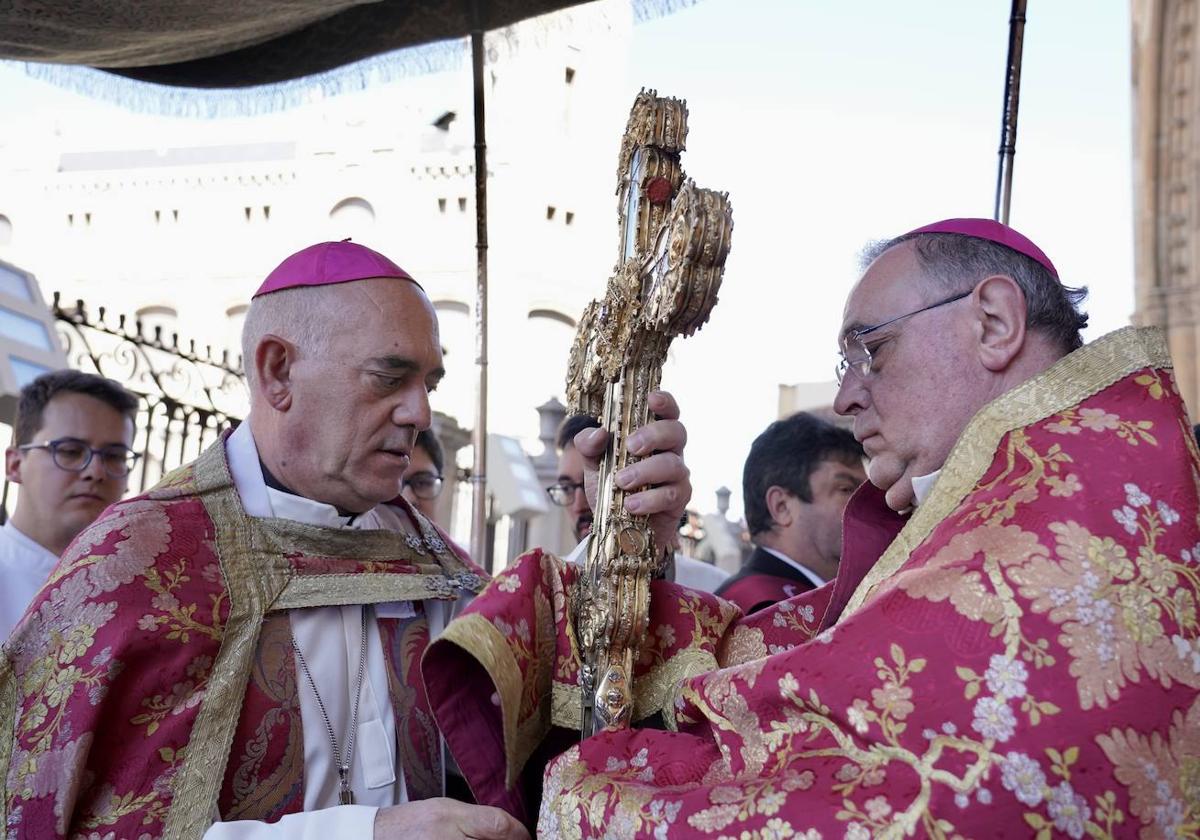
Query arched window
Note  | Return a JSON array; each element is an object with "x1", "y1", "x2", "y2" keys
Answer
[
  {"x1": 329, "y1": 197, "x2": 376, "y2": 225},
  {"x1": 523, "y1": 308, "x2": 576, "y2": 405},
  {"x1": 135, "y1": 305, "x2": 178, "y2": 345},
  {"x1": 431, "y1": 299, "x2": 473, "y2": 424}
]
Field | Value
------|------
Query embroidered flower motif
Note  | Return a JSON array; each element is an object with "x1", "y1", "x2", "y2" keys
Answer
[
  {"x1": 57, "y1": 624, "x2": 96, "y2": 664},
  {"x1": 798, "y1": 604, "x2": 815, "y2": 622},
  {"x1": 1156, "y1": 500, "x2": 1180, "y2": 526},
  {"x1": 846, "y1": 699, "x2": 870, "y2": 735},
  {"x1": 971, "y1": 696, "x2": 1017, "y2": 742},
  {"x1": 870, "y1": 681, "x2": 914, "y2": 720},
  {"x1": 136, "y1": 614, "x2": 160, "y2": 632},
  {"x1": 1112, "y1": 505, "x2": 1139, "y2": 535},
  {"x1": 757, "y1": 788, "x2": 787, "y2": 816},
  {"x1": 778, "y1": 673, "x2": 800, "y2": 695},
  {"x1": 655, "y1": 623, "x2": 676, "y2": 649},
  {"x1": 984, "y1": 654, "x2": 1029, "y2": 701},
  {"x1": 999, "y1": 752, "x2": 1046, "y2": 806},
  {"x1": 1046, "y1": 473, "x2": 1082, "y2": 498},
  {"x1": 1046, "y1": 417, "x2": 1081, "y2": 435},
  {"x1": 976, "y1": 788, "x2": 993, "y2": 805},
  {"x1": 185, "y1": 655, "x2": 213, "y2": 679},
  {"x1": 1125, "y1": 483, "x2": 1152, "y2": 508},
  {"x1": 1046, "y1": 781, "x2": 1091, "y2": 839},
  {"x1": 497, "y1": 574, "x2": 520, "y2": 593},
  {"x1": 863, "y1": 796, "x2": 891, "y2": 821},
  {"x1": 150, "y1": 591, "x2": 180, "y2": 612},
  {"x1": 1078, "y1": 407, "x2": 1120, "y2": 431},
  {"x1": 45, "y1": 665, "x2": 82, "y2": 708},
  {"x1": 1171, "y1": 634, "x2": 1200, "y2": 674},
  {"x1": 843, "y1": 824, "x2": 870, "y2": 840}
]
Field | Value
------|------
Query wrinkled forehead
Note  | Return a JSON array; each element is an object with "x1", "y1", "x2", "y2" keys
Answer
[
  {"x1": 327, "y1": 278, "x2": 442, "y2": 358},
  {"x1": 838, "y1": 242, "x2": 932, "y2": 340}
]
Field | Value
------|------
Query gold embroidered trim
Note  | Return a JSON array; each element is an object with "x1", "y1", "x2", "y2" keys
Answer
[
  {"x1": 841, "y1": 326, "x2": 1173, "y2": 619},
  {"x1": 164, "y1": 433, "x2": 475, "y2": 837},
  {"x1": 435, "y1": 613, "x2": 526, "y2": 790},
  {"x1": 0, "y1": 656, "x2": 14, "y2": 832},
  {"x1": 273, "y1": 573, "x2": 466, "y2": 610},
  {"x1": 163, "y1": 441, "x2": 286, "y2": 840},
  {"x1": 549, "y1": 646, "x2": 718, "y2": 731}
]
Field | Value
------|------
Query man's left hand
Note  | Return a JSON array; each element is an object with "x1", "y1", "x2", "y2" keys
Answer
[{"x1": 574, "y1": 390, "x2": 691, "y2": 553}]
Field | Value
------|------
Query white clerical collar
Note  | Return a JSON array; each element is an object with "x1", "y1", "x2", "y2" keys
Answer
[
  {"x1": 226, "y1": 420, "x2": 367, "y2": 529},
  {"x1": 3, "y1": 520, "x2": 59, "y2": 568},
  {"x1": 758, "y1": 545, "x2": 826, "y2": 589},
  {"x1": 911, "y1": 469, "x2": 942, "y2": 508}
]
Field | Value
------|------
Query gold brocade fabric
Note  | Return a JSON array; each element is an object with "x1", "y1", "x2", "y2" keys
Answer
[{"x1": 1, "y1": 433, "x2": 483, "y2": 839}]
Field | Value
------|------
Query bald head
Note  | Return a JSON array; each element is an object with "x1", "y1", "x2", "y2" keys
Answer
[{"x1": 244, "y1": 276, "x2": 446, "y2": 513}]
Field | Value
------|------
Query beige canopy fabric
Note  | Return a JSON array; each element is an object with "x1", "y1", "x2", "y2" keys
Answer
[{"x1": 0, "y1": 0, "x2": 592, "y2": 86}]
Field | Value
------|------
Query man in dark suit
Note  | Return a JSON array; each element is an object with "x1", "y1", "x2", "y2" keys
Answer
[{"x1": 717, "y1": 412, "x2": 865, "y2": 613}]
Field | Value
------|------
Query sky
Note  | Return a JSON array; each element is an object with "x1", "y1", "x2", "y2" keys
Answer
[
  {"x1": 622, "y1": 0, "x2": 1133, "y2": 519},
  {"x1": 0, "y1": 0, "x2": 1134, "y2": 525}
]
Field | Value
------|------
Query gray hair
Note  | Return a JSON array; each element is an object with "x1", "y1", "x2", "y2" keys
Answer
[
  {"x1": 240, "y1": 286, "x2": 338, "y2": 390},
  {"x1": 859, "y1": 232, "x2": 1089, "y2": 352}
]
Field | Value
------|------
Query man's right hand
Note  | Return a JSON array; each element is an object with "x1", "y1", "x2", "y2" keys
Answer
[{"x1": 373, "y1": 799, "x2": 530, "y2": 840}]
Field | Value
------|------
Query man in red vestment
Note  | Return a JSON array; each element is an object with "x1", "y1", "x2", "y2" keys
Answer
[
  {"x1": 424, "y1": 219, "x2": 1200, "y2": 838},
  {"x1": 0, "y1": 240, "x2": 694, "y2": 840},
  {"x1": 717, "y1": 413, "x2": 865, "y2": 613}
]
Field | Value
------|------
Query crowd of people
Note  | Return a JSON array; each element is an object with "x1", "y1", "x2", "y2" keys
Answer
[{"x1": 1, "y1": 219, "x2": 1196, "y2": 839}]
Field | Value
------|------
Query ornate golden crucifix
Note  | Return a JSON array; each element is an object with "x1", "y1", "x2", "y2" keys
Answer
[{"x1": 566, "y1": 90, "x2": 733, "y2": 736}]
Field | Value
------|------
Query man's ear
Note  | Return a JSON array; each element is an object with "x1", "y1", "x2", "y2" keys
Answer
[
  {"x1": 5, "y1": 446, "x2": 23, "y2": 485},
  {"x1": 255, "y1": 335, "x2": 297, "y2": 412},
  {"x1": 765, "y1": 485, "x2": 797, "y2": 529},
  {"x1": 972, "y1": 274, "x2": 1027, "y2": 372}
]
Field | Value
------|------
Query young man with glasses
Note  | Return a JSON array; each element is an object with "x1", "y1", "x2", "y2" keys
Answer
[
  {"x1": 401, "y1": 428, "x2": 446, "y2": 524},
  {"x1": 1, "y1": 370, "x2": 137, "y2": 638},
  {"x1": 548, "y1": 413, "x2": 728, "y2": 592}
]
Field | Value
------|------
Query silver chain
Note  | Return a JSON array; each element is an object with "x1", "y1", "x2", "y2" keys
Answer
[{"x1": 291, "y1": 606, "x2": 369, "y2": 806}]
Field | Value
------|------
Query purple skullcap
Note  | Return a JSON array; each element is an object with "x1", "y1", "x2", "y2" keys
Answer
[
  {"x1": 253, "y1": 240, "x2": 420, "y2": 298},
  {"x1": 903, "y1": 218, "x2": 1058, "y2": 280}
]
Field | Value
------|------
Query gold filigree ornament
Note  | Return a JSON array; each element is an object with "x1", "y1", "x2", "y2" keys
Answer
[{"x1": 567, "y1": 89, "x2": 733, "y2": 737}]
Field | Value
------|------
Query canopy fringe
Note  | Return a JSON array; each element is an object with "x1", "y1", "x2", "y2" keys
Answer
[{"x1": 6, "y1": 0, "x2": 699, "y2": 118}]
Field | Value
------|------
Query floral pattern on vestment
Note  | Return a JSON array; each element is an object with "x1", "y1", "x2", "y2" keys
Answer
[
  {"x1": 425, "y1": 328, "x2": 1200, "y2": 838},
  {"x1": 1, "y1": 434, "x2": 484, "y2": 839}
]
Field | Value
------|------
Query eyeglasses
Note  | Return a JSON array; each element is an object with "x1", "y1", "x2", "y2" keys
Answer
[
  {"x1": 403, "y1": 470, "x2": 444, "y2": 500},
  {"x1": 546, "y1": 481, "x2": 585, "y2": 507},
  {"x1": 835, "y1": 289, "x2": 972, "y2": 384},
  {"x1": 18, "y1": 438, "x2": 140, "y2": 477}
]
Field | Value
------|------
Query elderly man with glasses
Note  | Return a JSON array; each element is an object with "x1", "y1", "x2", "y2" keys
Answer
[
  {"x1": 435, "y1": 218, "x2": 1200, "y2": 838},
  {"x1": 0, "y1": 370, "x2": 138, "y2": 639}
]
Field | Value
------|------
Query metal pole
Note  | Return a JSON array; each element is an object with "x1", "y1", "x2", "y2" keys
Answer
[
  {"x1": 993, "y1": 0, "x2": 1028, "y2": 224},
  {"x1": 469, "y1": 0, "x2": 491, "y2": 571}
]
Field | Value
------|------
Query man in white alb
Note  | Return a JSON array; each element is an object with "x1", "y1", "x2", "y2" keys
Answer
[{"x1": 0, "y1": 369, "x2": 137, "y2": 639}]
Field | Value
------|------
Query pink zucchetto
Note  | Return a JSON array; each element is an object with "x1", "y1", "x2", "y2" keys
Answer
[
  {"x1": 903, "y1": 218, "x2": 1058, "y2": 280},
  {"x1": 253, "y1": 240, "x2": 419, "y2": 298}
]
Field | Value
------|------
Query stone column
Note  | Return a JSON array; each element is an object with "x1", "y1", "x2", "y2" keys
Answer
[
  {"x1": 1132, "y1": 0, "x2": 1200, "y2": 414},
  {"x1": 431, "y1": 411, "x2": 471, "y2": 534},
  {"x1": 524, "y1": 397, "x2": 575, "y2": 556}
]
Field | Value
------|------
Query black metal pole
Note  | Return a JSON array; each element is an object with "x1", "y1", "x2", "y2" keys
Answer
[
  {"x1": 469, "y1": 0, "x2": 491, "y2": 571},
  {"x1": 994, "y1": 0, "x2": 1028, "y2": 224}
]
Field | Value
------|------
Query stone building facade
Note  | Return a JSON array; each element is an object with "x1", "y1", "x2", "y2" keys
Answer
[{"x1": 1133, "y1": 0, "x2": 1200, "y2": 412}]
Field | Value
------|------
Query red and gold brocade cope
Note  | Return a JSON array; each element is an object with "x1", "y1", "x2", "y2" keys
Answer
[
  {"x1": 426, "y1": 328, "x2": 1200, "y2": 839},
  {"x1": 0, "y1": 436, "x2": 484, "y2": 839}
]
